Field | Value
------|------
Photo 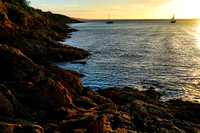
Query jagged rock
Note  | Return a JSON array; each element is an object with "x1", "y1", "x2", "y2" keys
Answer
[
  {"x1": 164, "y1": 100, "x2": 200, "y2": 124},
  {"x1": 54, "y1": 107, "x2": 79, "y2": 120},
  {"x1": 74, "y1": 96, "x2": 97, "y2": 109},
  {"x1": 28, "y1": 78, "x2": 73, "y2": 110},
  {"x1": 6, "y1": 3, "x2": 29, "y2": 28},
  {"x1": 0, "y1": 93, "x2": 14, "y2": 117},
  {"x1": 0, "y1": 1, "x2": 200, "y2": 133},
  {"x1": 94, "y1": 103, "x2": 118, "y2": 111},
  {"x1": 44, "y1": 65, "x2": 84, "y2": 98},
  {"x1": 128, "y1": 100, "x2": 172, "y2": 119},
  {"x1": 0, "y1": 44, "x2": 40, "y2": 82},
  {"x1": 59, "y1": 111, "x2": 107, "y2": 133},
  {"x1": 119, "y1": 100, "x2": 184, "y2": 132},
  {"x1": 84, "y1": 87, "x2": 113, "y2": 105},
  {"x1": 0, "y1": 84, "x2": 31, "y2": 119},
  {"x1": 173, "y1": 119, "x2": 200, "y2": 133},
  {"x1": 113, "y1": 128, "x2": 137, "y2": 133},
  {"x1": 0, "y1": 122, "x2": 44, "y2": 133},
  {"x1": 0, "y1": 45, "x2": 77, "y2": 111},
  {"x1": 31, "y1": 69, "x2": 46, "y2": 83},
  {"x1": 44, "y1": 123, "x2": 58, "y2": 133},
  {"x1": 96, "y1": 87, "x2": 161, "y2": 105},
  {"x1": 0, "y1": 2, "x2": 90, "y2": 64},
  {"x1": 73, "y1": 129, "x2": 87, "y2": 133}
]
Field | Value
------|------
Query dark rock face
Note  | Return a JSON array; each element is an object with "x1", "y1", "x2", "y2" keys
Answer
[
  {"x1": 96, "y1": 88, "x2": 200, "y2": 133},
  {"x1": 0, "y1": 2, "x2": 200, "y2": 133},
  {"x1": 0, "y1": 2, "x2": 90, "y2": 65},
  {"x1": 59, "y1": 111, "x2": 107, "y2": 133},
  {"x1": 0, "y1": 44, "x2": 86, "y2": 120},
  {"x1": 164, "y1": 100, "x2": 200, "y2": 124},
  {"x1": 0, "y1": 44, "x2": 40, "y2": 82},
  {"x1": 74, "y1": 96, "x2": 97, "y2": 109},
  {"x1": 96, "y1": 87, "x2": 162, "y2": 105},
  {"x1": 0, "y1": 122, "x2": 44, "y2": 133},
  {"x1": 0, "y1": 93, "x2": 14, "y2": 117}
]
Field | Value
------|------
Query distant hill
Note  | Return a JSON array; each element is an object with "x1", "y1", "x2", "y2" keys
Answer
[{"x1": 0, "y1": 0, "x2": 80, "y2": 23}]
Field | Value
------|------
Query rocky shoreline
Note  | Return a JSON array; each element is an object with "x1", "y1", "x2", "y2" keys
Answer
[{"x1": 0, "y1": 1, "x2": 200, "y2": 133}]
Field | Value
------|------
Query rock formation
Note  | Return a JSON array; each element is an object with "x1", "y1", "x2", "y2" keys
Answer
[{"x1": 0, "y1": 1, "x2": 200, "y2": 133}]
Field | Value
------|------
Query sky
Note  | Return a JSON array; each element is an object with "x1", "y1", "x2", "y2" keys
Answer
[{"x1": 30, "y1": 0, "x2": 200, "y2": 19}]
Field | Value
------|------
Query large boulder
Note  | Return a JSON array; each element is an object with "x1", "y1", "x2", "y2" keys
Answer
[
  {"x1": 164, "y1": 100, "x2": 200, "y2": 124},
  {"x1": 74, "y1": 96, "x2": 97, "y2": 109},
  {"x1": 83, "y1": 87, "x2": 113, "y2": 105},
  {"x1": 0, "y1": 44, "x2": 41, "y2": 82},
  {"x1": 59, "y1": 111, "x2": 107, "y2": 133},
  {"x1": 44, "y1": 65, "x2": 85, "y2": 98},
  {"x1": 0, "y1": 84, "x2": 30, "y2": 119},
  {"x1": 29, "y1": 78, "x2": 73, "y2": 110},
  {"x1": 96, "y1": 87, "x2": 162, "y2": 105}
]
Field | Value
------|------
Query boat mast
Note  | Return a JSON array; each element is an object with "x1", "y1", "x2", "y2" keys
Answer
[{"x1": 172, "y1": 14, "x2": 175, "y2": 21}]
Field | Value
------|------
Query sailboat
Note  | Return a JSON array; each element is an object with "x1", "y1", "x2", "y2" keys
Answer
[
  {"x1": 106, "y1": 14, "x2": 113, "y2": 24},
  {"x1": 171, "y1": 14, "x2": 176, "y2": 23}
]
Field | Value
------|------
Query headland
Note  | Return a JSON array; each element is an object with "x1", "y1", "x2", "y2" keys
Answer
[{"x1": 0, "y1": 1, "x2": 200, "y2": 132}]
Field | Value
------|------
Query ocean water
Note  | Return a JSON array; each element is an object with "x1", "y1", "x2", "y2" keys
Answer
[{"x1": 55, "y1": 20, "x2": 200, "y2": 103}]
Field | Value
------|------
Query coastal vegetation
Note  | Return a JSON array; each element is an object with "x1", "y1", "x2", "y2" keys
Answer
[
  {"x1": 0, "y1": 0, "x2": 200, "y2": 133},
  {"x1": 1, "y1": 0, "x2": 34, "y2": 14},
  {"x1": 0, "y1": 0, "x2": 80, "y2": 23}
]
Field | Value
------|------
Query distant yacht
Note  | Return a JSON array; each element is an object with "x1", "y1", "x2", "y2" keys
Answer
[
  {"x1": 171, "y1": 14, "x2": 176, "y2": 23},
  {"x1": 106, "y1": 14, "x2": 113, "y2": 24}
]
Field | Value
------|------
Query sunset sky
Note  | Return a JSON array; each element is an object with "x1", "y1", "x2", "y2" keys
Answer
[{"x1": 30, "y1": 0, "x2": 200, "y2": 19}]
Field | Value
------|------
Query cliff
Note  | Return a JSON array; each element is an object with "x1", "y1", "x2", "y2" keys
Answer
[
  {"x1": 0, "y1": 1, "x2": 89, "y2": 64},
  {"x1": 0, "y1": 1, "x2": 200, "y2": 133}
]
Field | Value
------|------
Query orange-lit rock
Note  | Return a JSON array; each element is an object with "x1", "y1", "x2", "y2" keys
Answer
[
  {"x1": 0, "y1": 122, "x2": 44, "y2": 133},
  {"x1": 31, "y1": 78, "x2": 73, "y2": 110},
  {"x1": 0, "y1": 2, "x2": 90, "y2": 64},
  {"x1": 0, "y1": 1, "x2": 200, "y2": 133},
  {"x1": 59, "y1": 112, "x2": 107, "y2": 133},
  {"x1": 44, "y1": 65, "x2": 85, "y2": 99}
]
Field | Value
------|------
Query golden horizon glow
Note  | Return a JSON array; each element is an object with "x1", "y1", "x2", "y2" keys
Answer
[
  {"x1": 30, "y1": 0, "x2": 200, "y2": 19},
  {"x1": 175, "y1": 0, "x2": 200, "y2": 19}
]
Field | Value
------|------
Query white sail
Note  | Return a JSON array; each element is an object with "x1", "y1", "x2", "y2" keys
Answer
[{"x1": 171, "y1": 14, "x2": 176, "y2": 23}]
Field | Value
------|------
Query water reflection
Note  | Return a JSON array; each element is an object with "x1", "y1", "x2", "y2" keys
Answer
[
  {"x1": 196, "y1": 22, "x2": 200, "y2": 49},
  {"x1": 57, "y1": 20, "x2": 200, "y2": 103},
  {"x1": 183, "y1": 25, "x2": 200, "y2": 102}
]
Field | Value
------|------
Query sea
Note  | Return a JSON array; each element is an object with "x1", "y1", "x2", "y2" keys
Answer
[{"x1": 54, "y1": 20, "x2": 200, "y2": 103}]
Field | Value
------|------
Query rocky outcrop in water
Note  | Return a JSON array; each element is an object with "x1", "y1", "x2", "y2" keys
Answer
[
  {"x1": 0, "y1": 44, "x2": 200, "y2": 132},
  {"x1": 0, "y1": 1, "x2": 200, "y2": 133}
]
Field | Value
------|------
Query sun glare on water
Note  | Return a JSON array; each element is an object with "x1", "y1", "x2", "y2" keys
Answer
[
  {"x1": 196, "y1": 24, "x2": 200, "y2": 50},
  {"x1": 175, "y1": 0, "x2": 200, "y2": 19}
]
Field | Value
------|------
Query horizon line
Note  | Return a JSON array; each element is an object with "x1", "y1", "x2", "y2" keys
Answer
[{"x1": 74, "y1": 18, "x2": 200, "y2": 21}]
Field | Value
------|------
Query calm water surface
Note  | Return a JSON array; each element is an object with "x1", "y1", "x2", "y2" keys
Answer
[{"x1": 55, "y1": 20, "x2": 200, "y2": 103}]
